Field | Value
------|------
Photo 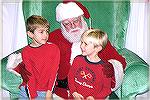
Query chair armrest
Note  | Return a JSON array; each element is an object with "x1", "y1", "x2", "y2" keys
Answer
[
  {"x1": 115, "y1": 48, "x2": 149, "y2": 99},
  {"x1": 1, "y1": 56, "x2": 22, "y2": 99}
]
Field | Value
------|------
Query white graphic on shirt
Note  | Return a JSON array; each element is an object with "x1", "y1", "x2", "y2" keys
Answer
[{"x1": 75, "y1": 78, "x2": 93, "y2": 89}]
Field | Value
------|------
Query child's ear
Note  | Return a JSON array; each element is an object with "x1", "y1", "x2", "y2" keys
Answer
[
  {"x1": 27, "y1": 31, "x2": 34, "y2": 38},
  {"x1": 96, "y1": 45, "x2": 102, "y2": 52}
]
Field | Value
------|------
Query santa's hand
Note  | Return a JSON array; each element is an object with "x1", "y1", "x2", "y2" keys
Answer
[
  {"x1": 102, "y1": 62, "x2": 114, "y2": 78},
  {"x1": 72, "y1": 92, "x2": 84, "y2": 100},
  {"x1": 6, "y1": 53, "x2": 22, "y2": 76}
]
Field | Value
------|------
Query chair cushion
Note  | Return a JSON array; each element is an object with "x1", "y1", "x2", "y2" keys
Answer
[{"x1": 115, "y1": 48, "x2": 149, "y2": 99}]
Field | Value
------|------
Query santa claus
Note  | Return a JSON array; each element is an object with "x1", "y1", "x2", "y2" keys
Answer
[{"x1": 7, "y1": 1, "x2": 126, "y2": 99}]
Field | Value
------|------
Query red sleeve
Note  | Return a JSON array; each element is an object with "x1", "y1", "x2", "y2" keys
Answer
[
  {"x1": 101, "y1": 77, "x2": 112, "y2": 97},
  {"x1": 47, "y1": 44, "x2": 60, "y2": 91},
  {"x1": 98, "y1": 40, "x2": 126, "y2": 69},
  {"x1": 13, "y1": 62, "x2": 24, "y2": 74},
  {"x1": 95, "y1": 76, "x2": 112, "y2": 98},
  {"x1": 68, "y1": 57, "x2": 79, "y2": 94},
  {"x1": 22, "y1": 48, "x2": 37, "y2": 98}
]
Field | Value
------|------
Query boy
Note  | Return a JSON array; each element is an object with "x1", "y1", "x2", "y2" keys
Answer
[
  {"x1": 68, "y1": 29, "x2": 113, "y2": 99},
  {"x1": 19, "y1": 15, "x2": 60, "y2": 99}
]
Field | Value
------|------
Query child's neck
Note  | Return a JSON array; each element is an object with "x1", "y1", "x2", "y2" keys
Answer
[
  {"x1": 30, "y1": 42, "x2": 43, "y2": 47},
  {"x1": 86, "y1": 55, "x2": 101, "y2": 62}
]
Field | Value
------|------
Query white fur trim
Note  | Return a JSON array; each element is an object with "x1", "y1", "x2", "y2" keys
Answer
[
  {"x1": 7, "y1": 69, "x2": 21, "y2": 77},
  {"x1": 6, "y1": 53, "x2": 22, "y2": 76},
  {"x1": 70, "y1": 42, "x2": 82, "y2": 65},
  {"x1": 108, "y1": 59, "x2": 124, "y2": 91},
  {"x1": 56, "y1": 2, "x2": 84, "y2": 22},
  {"x1": 47, "y1": 42, "x2": 52, "y2": 44},
  {"x1": 52, "y1": 93, "x2": 65, "y2": 100}
]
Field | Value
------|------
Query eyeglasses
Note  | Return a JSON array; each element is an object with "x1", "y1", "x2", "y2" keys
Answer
[{"x1": 62, "y1": 17, "x2": 82, "y2": 28}]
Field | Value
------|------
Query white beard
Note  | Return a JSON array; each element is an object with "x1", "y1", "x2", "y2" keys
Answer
[
  {"x1": 61, "y1": 17, "x2": 88, "y2": 64},
  {"x1": 61, "y1": 17, "x2": 88, "y2": 43},
  {"x1": 70, "y1": 42, "x2": 82, "y2": 65}
]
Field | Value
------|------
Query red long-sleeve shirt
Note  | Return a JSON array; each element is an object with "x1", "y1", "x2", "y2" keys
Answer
[
  {"x1": 68, "y1": 55, "x2": 112, "y2": 99},
  {"x1": 21, "y1": 42, "x2": 60, "y2": 98}
]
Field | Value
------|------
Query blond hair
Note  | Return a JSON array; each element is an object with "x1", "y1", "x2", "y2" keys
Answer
[{"x1": 81, "y1": 29, "x2": 108, "y2": 49}]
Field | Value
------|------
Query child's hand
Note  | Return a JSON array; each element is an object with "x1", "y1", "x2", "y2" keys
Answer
[
  {"x1": 86, "y1": 96, "x2": 94, "y2": 100},
  {"x1": 45, "y1": 90, "x2": 52, "y2": 100},
  {"x1": 72, "y1": 92, "x2": 84, "y2": 100}
]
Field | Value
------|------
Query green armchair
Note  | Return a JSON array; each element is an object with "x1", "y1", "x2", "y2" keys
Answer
[
  {"x1": 115, "y1": 48, "x2": 149, "y2": 99},
  {"x1": 1, "y1": 1, "x2": 149, "y2": 99}
]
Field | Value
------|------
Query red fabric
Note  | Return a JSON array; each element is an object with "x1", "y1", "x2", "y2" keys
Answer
[
  {"x1": 63, "y1": 0, "x2": 76, "y2": 3},
  {"x1": 21, "y1": 43, "x2": 60, "y2": 98},
  {"x1": 98, "y1": 41, "x2": 126, "y2": 69},
  {"x1": 14, "y1": 28, "x2": 126, "y2": 98},
  {"x1": 49, "y1": 28, "x2": 126, "y2": 98},
  {"x1": 68, "y1": 55, "x2": 112, "y2": 99},
  {"x1": 49, "y1": 29, "x2": 72, "y2": 80},
  {"x1": 49, "y1": 29, "x2": 126, "y2": 80},
  {"x1": 102, "y1": 61, "x2": 115, "y2": 78},
  {"x1": 14, "y1": 62, "x2": 31, "y2": 87},
  {"x1": 54, "y1": 87, "x2": 68, "y2": 99}
]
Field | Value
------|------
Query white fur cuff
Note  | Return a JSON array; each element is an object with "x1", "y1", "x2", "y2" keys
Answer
[{"x1": 108, "y1": 59, "x2": 124, "y2": 91}]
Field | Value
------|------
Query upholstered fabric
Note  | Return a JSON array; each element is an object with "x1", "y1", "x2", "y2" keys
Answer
[
  {"x1": 1, "y1": 0, "x2": 149, "y2": 99},
  {"x1": 115, "y1": 48, "x2": 149, "y2": 99}
]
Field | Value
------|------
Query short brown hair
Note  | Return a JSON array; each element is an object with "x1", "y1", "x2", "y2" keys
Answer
[{"x1": 26, "y1": 15, "x2": 50, "y2": 33}]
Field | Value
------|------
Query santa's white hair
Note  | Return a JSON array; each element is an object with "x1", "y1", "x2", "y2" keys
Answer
[{"x1": 61, "y1": 16, "x2": 88, "y2": 43}]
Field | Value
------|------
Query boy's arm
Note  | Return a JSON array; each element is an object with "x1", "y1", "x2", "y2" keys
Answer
[
  {"x1": 95, "y1": 77, "x2": 112, "y2": 99},
  {"x1": 68, "y1": 58, "x2": 79, "y2": 95},
  {"x1": 22, "y1": 49, "x2": 37, "y2": 99},
  {"x1": 47, "y1": 44, "x2": 60, "y2": 92}
]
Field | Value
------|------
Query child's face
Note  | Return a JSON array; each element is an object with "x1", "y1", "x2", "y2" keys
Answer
[
  {"x1": 32, "y1": 27, "x2": 49, "y2": 45},
  {"x1": 80, "y1": 37, "x2": 98, "y2": 57}
]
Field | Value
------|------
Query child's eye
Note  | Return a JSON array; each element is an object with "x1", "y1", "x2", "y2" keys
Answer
[
  {"x1": 83, "y1": 42, "x2": 88, "y2": 46},
  {"x1": 46, "y1": 30, "x2": 49, "y2": 33}
]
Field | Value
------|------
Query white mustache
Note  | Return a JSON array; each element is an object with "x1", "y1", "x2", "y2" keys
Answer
[{"x1": 69, "y1": 28, "x2": 81, "y2": 33}]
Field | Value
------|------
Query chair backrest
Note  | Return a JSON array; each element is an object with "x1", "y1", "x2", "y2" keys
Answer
[{"x1": 23, "y1": 1, "x2": 130, "y2": 49}]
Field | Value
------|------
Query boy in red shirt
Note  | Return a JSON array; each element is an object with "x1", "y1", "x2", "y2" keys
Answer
[
  {"x1": 68, "y1": 29, "x2": 113, "y2": 99},
  {"x1": 19, "y1": 15, "x2": 60, "y2": 99}
]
